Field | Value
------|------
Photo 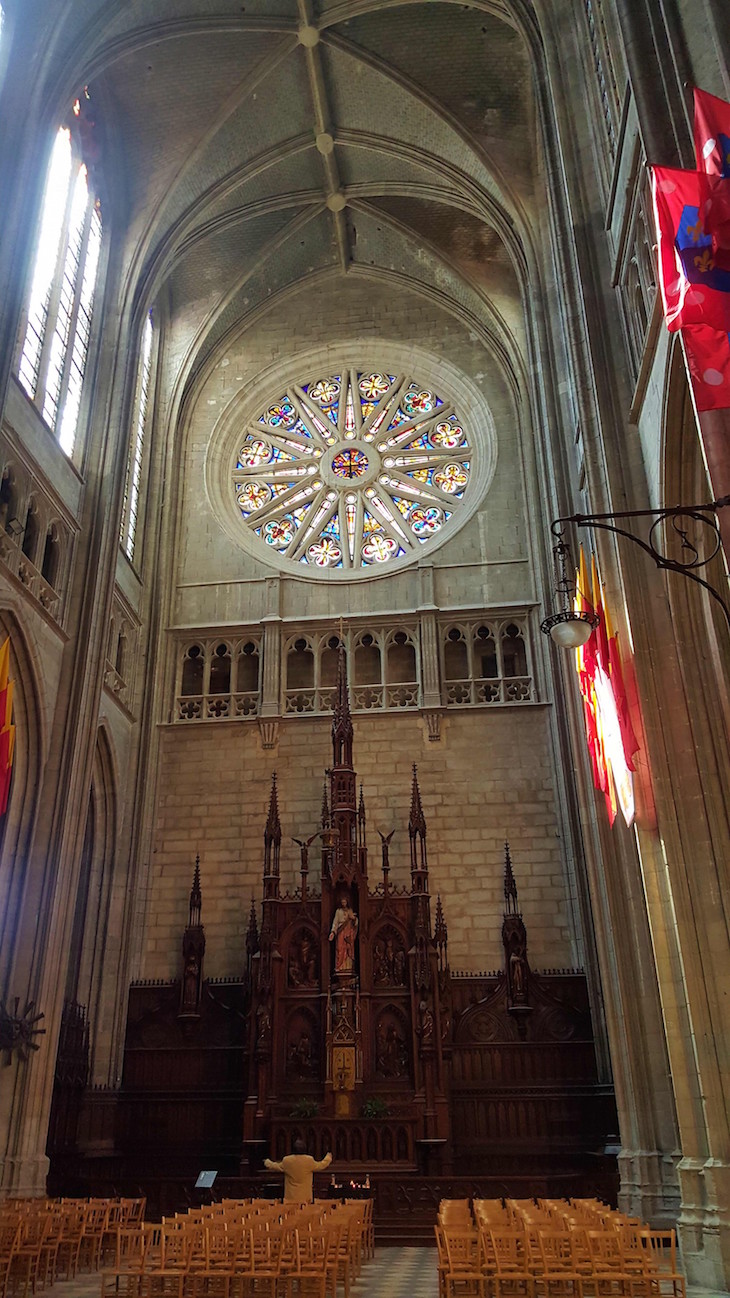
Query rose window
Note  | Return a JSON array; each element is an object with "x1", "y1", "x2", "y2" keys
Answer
[{"x1": 232, "y1": 370, "x2": 473, "y2": 571}]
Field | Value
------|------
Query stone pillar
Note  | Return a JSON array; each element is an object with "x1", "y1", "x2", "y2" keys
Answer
[
  {"x1": 561, "y1": 661, "x2": 681, "y2": 1225},
  {"x1": 615, "y1": 535, "x2": 730, "y2": 1288},
  {"x1": 419, "y1": 567, "x2": 442, "y2": 742},
  {"x1": 258, "y1": 578, "x2": 281, "y2": 751}
]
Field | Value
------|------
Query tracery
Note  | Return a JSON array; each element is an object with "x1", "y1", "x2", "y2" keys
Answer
[{"x1": 232, "y1": 370, "x2": 472, "y2": 571}]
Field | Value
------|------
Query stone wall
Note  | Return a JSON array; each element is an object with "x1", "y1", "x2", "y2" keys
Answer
[{"x1": 143, "y1": 704, "x2": 572, "y2": 979}]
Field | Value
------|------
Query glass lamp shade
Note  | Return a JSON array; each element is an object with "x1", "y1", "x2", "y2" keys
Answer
[{"x1": 542, "y1": 613, "x2": 596, "y2": 649}]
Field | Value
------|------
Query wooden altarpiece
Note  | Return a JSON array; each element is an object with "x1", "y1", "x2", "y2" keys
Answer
[
  {"x1": 243, "y1": 648, "x2": 450, "y2": 1170},
  {"x1": 47, "y1": 646, "x2": 618, "y2": 1215}
]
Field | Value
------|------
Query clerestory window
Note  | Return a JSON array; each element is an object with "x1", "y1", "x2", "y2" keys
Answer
[
  {"x1": 121, "y1": 312, "x2": 154, "y2": 562},
  {"x1": 17, "y1": 95, "x2": 103, "y2": 458}
]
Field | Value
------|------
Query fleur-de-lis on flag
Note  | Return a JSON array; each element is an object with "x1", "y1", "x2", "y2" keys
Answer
[{"x1": 694, "y1": 248, "x2": 715, "y2": 274}]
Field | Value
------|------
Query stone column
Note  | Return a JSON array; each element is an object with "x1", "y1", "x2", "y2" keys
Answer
[
  {"x1": 418, "y1": 566, "x2": 442, "y2": 742},
  {"x1": 258, "y1": 577, "x2": 281, "y2": 751}
]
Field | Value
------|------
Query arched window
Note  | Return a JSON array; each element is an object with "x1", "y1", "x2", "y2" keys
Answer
[
  {"x1": 237, "y1": 641, "x2": 260, "y2": 693},
  {"x1": 501, "y1": 624, "x2": 528, "y2": 679},
  {"x1": 236, "y1": 640, "x2": 260, "y2": 715},
  {"x1": 41, "y1": 524, "x2": 61, "y2": 589},
  {"x1": 386, "y1": 630, "x2": 418, "y2": 707},
  {"x1": 443, "y1": 627, "x2": 468, "y2": 681},
  {"x1": 209, "y1": 643, "x2": 231, "y2": 695},
  {"x1": 287, "y1": 639, "x2": 314, "y2": 689},
  {"x1": 21, "y1": 499, "x2": 40, "y2": 565},
  {"x1": 320, "y1": 635, "x2": 342, "y2": 688},
  {"x1": 286, "y1": 638, "x2": 315, "y2": 713},
  {"x1": 17, "y1": 99, "x2": 103, "y2": 457},
  {"x1": 354, "y1": 632, "x2": 381, "y2": 685},
  {"x1": 181, "y1": 645, "x2": 204, "y2": 696},
  {"x1": 121, "y1": 312, "x2": 154, "y2": 562},
  {"x1": 0, "y1": 468, "x2": 20, "y2": 536},
  {"x1": 115, "y1": 628, "x2": 127, "y2": 680},
  {"x1": 474, "y1": 624, "x2": 498, "y2": 678}
]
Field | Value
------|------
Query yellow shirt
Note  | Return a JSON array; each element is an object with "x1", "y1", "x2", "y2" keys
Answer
[{"x1": 264, "y1": 1152, "x2": 333, "y2": 1201}]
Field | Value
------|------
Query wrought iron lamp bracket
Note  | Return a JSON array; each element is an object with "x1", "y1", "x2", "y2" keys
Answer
[{"x1": 548, "y1": 496, "x2": 730, "y2": 633}]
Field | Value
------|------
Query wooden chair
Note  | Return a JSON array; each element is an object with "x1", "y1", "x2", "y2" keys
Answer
[
  {"x1": 9, "y1": 1212, "x2": 51, "y2": 1298},
  {"x1": 284, "y1": 1225, "x2": 340, "y2": 1298},
  {"x1": 490, "y1": 1230, "x2": 535, "y2": 1298},
  {"x1": 535, "y1": 1231, "x2": 584, "y2": 1298},
  {"x1": 443, "y1": 1229, "x2": 487, "y2": 1298},
  {"x1": 138, "y1": 1224, "x2": 193, "y2": 1298},
  {"x1": 332, "y1": 1213, "x2": 361, "y2": 1298},
  {"x1": 435, "y1": 1225, "x2": 450, "y2": 1298},
  {"x1": 0, "y1": 1222, "x2": 20, "y2": 1298},
  {"x1": 100, "y1": 1202, "x2": 127, "y2": 1269},
  {"x1": 35, "y1": 1205, "x2": 65, "y2": 1288},
  {"x1": 79, "y1": 1201, "x2": 111, "y2": 1272},
  {"x1": 636, "y1": 1232, "x2": 685, "y2": 1298},
  {"x1": 101, "y1": 1226, "x2": 149, "y2": 1298},
  {"x1": 581, "y1": 1231, "x2": 633, "y2": 1298},
  {"x1": 341, "y1": 1204, "x2": 366, "y2": 1277},
  {"x1": 55, "y1": 1204, "x2": 89, "y2": 1281},
  {"x1": 244, "y1": 1227, "x2": 284, "y2": 1298},
  {"x1": 359, "y1": 1199, "x2": 374, "y2": 1261}
]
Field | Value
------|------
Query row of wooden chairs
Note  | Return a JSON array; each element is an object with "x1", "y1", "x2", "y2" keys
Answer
[
  {"x1": 436, "y1": 1198, "x2": 685, "y2": 1298},
  {"x1": 101, "y1": 1198, "x2": 373, "y2": 1298},
  {"x1": 0, "y1": 1197, "x2": 146, "y2": 1298}
]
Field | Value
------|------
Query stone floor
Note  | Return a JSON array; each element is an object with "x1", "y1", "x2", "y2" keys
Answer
[{"x1": 21, "y1": 1248, "x2": 728, "y2": 1298}]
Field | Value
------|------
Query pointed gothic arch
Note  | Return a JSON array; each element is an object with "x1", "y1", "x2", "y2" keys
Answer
[
  {"x1": 0, "y1": 609, "x2": 45, "y2": 993},
  {"x1": 65, "y1": 724, "x2": 119, "y2": 1081}
]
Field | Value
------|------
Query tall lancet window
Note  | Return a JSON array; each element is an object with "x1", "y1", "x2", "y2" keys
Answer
[
  {"x1": 121, "y1": 312, "x2": 154, "y2": 563},
  {"x1": 17, "y1": 94, "x2": 103, "y2": 457}
]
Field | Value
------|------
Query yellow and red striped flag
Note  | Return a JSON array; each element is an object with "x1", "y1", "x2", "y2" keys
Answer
[{"x1": 0, "y1": 637, "x2": 16, "y2": 815}]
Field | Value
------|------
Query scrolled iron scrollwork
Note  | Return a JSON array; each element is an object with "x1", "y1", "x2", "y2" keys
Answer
[
  {"x1": 549, "y1": 496, "x2": 730, "y2": 632},
  {"x1": 0, "y1": 997, "x2": 45, "y2": 1065}
]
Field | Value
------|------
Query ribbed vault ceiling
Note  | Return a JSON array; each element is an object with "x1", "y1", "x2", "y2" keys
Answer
[{"x1": 37, "y1": 0, "x2": 541, "y2": 393}]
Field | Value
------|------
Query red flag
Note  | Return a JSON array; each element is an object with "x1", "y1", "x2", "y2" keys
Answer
[
  {"x1": 682, "y1": 324, "x2": 730, "y2": 411},
  {"x1": 694, "y1": 87, "x2": 730, "y2": 177},
  {"x1": 591, "y1": 554, "x2": 610, "y2": 671},
  {"x1": 693, "y1": 88, "x2": 730, "y2": 259},
  {"x1": 651, "y1": 166, "x2": 730, "y2": 331},
  {"x1": 602, "y1": 599, "x2": 640, "y2": 771}
]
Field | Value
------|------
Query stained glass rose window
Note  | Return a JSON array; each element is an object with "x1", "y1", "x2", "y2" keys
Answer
[{"x1": 231, "y1": 369, "x2": 473, "y2": 571}]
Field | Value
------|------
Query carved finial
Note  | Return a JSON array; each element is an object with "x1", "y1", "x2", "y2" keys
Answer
[
  {"x1": 189, "y1": 854, "x2": 202, "y2": 927},
  {"x1": 378, "y1": 828, "x2": 394, "y2": 890},
  {"x1": 332, "y1": 644, "x2": 353, "y2": 746},
  {"x1": 265, "y1": 773, "x2": 281, "y2": 846},
  {"x1": 504, "y1": 840, "x2": 519, "y2": 914},
  {"x1": 409, "y1": 763, "x2": 428, "y2": 880},
  {"x1": 435, "y1": 893, "x2": 448, "y2": 946},
  {"x1": 359, "y1": 783, "x2": 366, "y2": 823},
  {"x1": 321, "y1": 776, "x2": 330, "y2": 829},
  {"x1": 246, "y1": 897, "x2": 260, "y2": 958},
  {"x1": 264, "y1": 773, "x2": 281, "y2": 888},
  {"x1": 409, "y1": 763, "x2": 426, "y2": 838}
]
